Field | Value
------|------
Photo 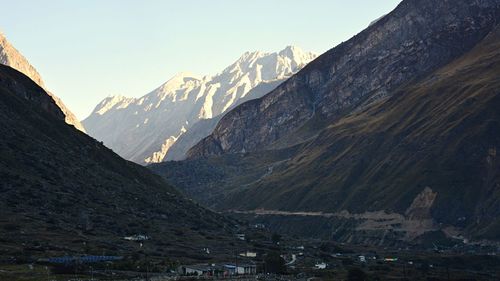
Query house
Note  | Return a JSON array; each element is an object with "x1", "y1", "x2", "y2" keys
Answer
[
  {"x1": 314, "y1": 262, "x2": 327, "y2": 269},
  {"x1": 253, "y1": 223, "x2": 265, "y2": 229},
  {"x1": 178, "y1": 264, "x2": 215, "y2": 276},
  {"x1": 123, "y1": 234, "x2": 149, "y2": 241},
  {"x1": 223, "y1": 264, "x2": 238, "y2": 275},
  {"x1": 239, "y1": 251, "x2": 257, "y2": 258},
  {"x1": 223, "y1": 262, "x2": 257, "y2": 275},
  {"x1": 238, "y1": 262, "x2": 257, "y2": 275},
  {"x1": 178, "y1": 262, "x2": 257, "y2": 276},
  {"x1": 40, "y1": 256, "x2": 123, "y2": 265}
]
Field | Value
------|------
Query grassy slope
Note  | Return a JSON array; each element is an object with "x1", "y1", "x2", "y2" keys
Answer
[
  {"x1": 230, "y1": 25, "x2": 500, "y2": 239},
  {"x1": 156, "y1": 26, "x2": 500, "y2": 240},
  {"x1": 0, "y1": 64, "x2": 248, "y2": 263}
]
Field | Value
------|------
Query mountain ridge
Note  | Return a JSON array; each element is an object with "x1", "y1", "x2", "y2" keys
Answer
[
  {"x1": 0, "y1": 31, "x2": 85, "y2": 132},
  {"x1": 83, "y1": 46, "x2": 316, "y2": 164},
  {"x1": 153, "y1": 22, "x2": 500, "y2": 243},
  {"x1": 0, "y1": 63, "x2": 252, "y2": 264},
  {"x1": 188, "y1": 0, "x2": 500, "y2": 158},
  {"x1": 153, "y1": 0, "x2": 500, "y2": 244}
]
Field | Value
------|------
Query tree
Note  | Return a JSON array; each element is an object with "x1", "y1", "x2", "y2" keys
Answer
[
  {"x1": 347, "y1": 267, "x2": 367, "y2": 281},
  {"x1": 264, "y1": 251, "x2": 286, "y2": 274},
  {"x1": 271, "y1": 233, "x2": 282, "y2": 244}
]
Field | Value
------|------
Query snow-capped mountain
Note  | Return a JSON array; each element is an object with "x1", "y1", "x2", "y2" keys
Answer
[
  {"x1": 0, "y1": 31, "x2": 85, "y2": 132},
  {"x1": 83, "y1": 46, "x2": 317, "y2": 164}
]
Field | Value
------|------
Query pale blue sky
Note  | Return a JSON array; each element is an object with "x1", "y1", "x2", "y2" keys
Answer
[{"x1": 0, "y1": 0, "x2": 401, "y2": 119}]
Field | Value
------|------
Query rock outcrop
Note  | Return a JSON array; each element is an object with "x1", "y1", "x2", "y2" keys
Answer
[
  {"x1": 188, "y1": 0, "x2": 500, "y2": 158},
  {"x1": 155, "y1": 3, "x2": 500, "y2": 242},
  {"x1": 0, "y1": 31, "x2": 85, "y2": 132}
]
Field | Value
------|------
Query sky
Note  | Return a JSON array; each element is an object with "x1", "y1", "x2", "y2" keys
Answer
[{"x1": 0, "y1": 0, "x2": 401, "y2": 120}]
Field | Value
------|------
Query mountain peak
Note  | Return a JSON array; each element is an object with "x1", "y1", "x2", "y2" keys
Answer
[
  {"x1": 157, "y1": 71, "x2": 202, "y2": 97},
  {"x1": 0, "y1": 30, "x2": 86, "y2": 132},
  {"x1": 83, "y1": 46, "x2": 317, "y2": 164},
  {"x1": 171, "y1": 71, "x2": 201, "y2": 79},
  {"x1": 188, "y1": 0, "x2": 500, "y2": 160},
  {"x1": 236, "y1": 50, "x2": 267, "y2": 63},
  {"x1": 278, "y1": 45, "x2": 317, "y2": 66},
  {"x1": 167, "y1": 71, "x2": 202, "y2": 84},
  {"x1": 94, "y1": 94, "x2": 135, "y2": 115},
  {"x1": 279, "y1": 45, "x2": 303, "y2": 55},
  {"x1": 0, "y1": 32, "x2": 45, "y2": 88}
]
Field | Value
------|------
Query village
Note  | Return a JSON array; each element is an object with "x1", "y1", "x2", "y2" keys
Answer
[{"x1": 27, "y1": 228, "x2": 500, "y2": 281}]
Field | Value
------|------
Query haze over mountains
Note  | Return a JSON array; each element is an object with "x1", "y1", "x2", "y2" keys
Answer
[
  {"x1": 83, "y1": 46, "x2": 316, "y2": 164},
  {"x1": 0, "y1": 32, "x2": 85, "y2": 132},
  {"x1": 154, "y1": 0, "x2": 500, "y2": 244}
]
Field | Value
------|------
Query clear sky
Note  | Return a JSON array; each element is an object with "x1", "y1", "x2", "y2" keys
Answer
[{"x1": 0, "y1": 0, "x2": 401, "y2": 120}]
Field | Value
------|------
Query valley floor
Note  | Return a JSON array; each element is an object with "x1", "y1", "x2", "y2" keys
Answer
[{"x1": 2, "y1": 237, "x2": 499, "y2": 281}]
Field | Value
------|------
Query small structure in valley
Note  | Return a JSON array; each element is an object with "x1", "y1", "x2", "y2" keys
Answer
[
  {"x1": 123, "y1": 234, "x2": 150, "y2": 241},
  {"x1": 178, "y1": 261, "x2": 257, "y2": 276},
  {"x1": 239, "y1": 251, "x2": 257, "y2": 258},
  {"x1": 314, "y1": 262, "x2": 327, "y2": 269}
]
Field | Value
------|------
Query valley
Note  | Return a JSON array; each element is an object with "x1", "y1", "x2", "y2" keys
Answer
[
  {"x1": 1, "y1": 0, "x2": 499, "y2": 280},
  {"x1": 153, "y1": 0, "x2": 500, "y2": 258}
]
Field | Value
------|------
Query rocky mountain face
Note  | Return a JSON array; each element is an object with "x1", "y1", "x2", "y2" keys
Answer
[
  {"x1": 83, "y1": 46, "x2": 316, "y2": 164},
  {"x1": 153, "y1": 0, "x2": 500, "y2": 245},
  {"x1": 0, "y1": 32, "x2": 85, "y2": 132},
  {"x1": 0, "y1": 64, "x2": 254, "y2": 263},
  {"x1": 188, "y1": 0, "x2": 500, "y2": 158},
  {"x1": 219, "y1": 26, "x2": 500, "y2": 239},
  {"x1": 165, "y1": 79, "x2": 284, "y2": 161}
]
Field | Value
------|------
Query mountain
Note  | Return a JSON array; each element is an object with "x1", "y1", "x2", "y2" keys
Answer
[
  {"x1": 0, "y1": 31, "x2": 85, "y2": 132},
  {"x1": 0, "y1": 64, "x2": 255, "y2": 265},
  {"x1": 188, "y1": 0, "x2": 500, "y2": 158},
  {"x1": 82, "y1": 46, "x2": 316, "y2": 164},
  {"x1": 153, "y1": 0, "x2": 500, "y2": 244},
  {"x1": 165, "y1": 79, "x2": 284, "y2": 161}
]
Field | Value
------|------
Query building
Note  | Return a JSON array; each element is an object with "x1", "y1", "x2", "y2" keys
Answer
[
  {"x1": 239, "y1": 251, "x2": 257, "y2": 258},
  {"x1": 178, "y1": 264, "x2": 216, "y2": 276},
  {"x1": 178, "y1": 262, "x2": 257, "y2": 276},
  {"x1": 224, "y1": 262, "x2": 257, "y2": 275},
  {"x1": 239, "y1": 262, "x2": 257, "y2": 275},
  {"x1": 40, "y1": 256, "x2": 123, "y2": 265},
  {"x1": 123, "y1": 234, "x2": 149, "y2": 241},
  {"x1": 314, "y1": 262, "x2": 327, "y2": 269}
]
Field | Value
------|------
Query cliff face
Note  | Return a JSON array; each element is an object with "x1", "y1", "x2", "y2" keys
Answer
[
  {"x1": 0, "y1": 32, "x2": 85, "y2": 132},
  {"x1": 188, "y1": 0, "x2": 500, "y2": 158},
  {"x1": 0, "y1": 64, "x2": 64, "y2": 120},
  {"x1": 165, "y1": 79, "x2": 285, "y2": 161},
  {"x1": 154, "y1": 23, "x2": 500, "y2": 242}
]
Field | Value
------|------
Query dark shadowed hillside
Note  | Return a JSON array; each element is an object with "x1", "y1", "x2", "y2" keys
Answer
[
  {"x1": 153, "y1": 22, "x2": 500, "y2": 243},
  {"x1": 0, "y1": 64, "x2": 251, "y2": 265}
]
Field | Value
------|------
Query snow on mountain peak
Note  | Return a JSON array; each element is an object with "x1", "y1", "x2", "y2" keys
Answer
[
  {"x1": 94, "y1": 95, "x2": 135, "y2": 115},
  {"x1": 83, "y1": 46, "x2": 318, "y2": 164},
  {"x1": 279, "y1": 45, "x2": 315, "y2": 62},
  {"x1": 160, "y1": 72, "x2": 201, "y2": 90}
]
